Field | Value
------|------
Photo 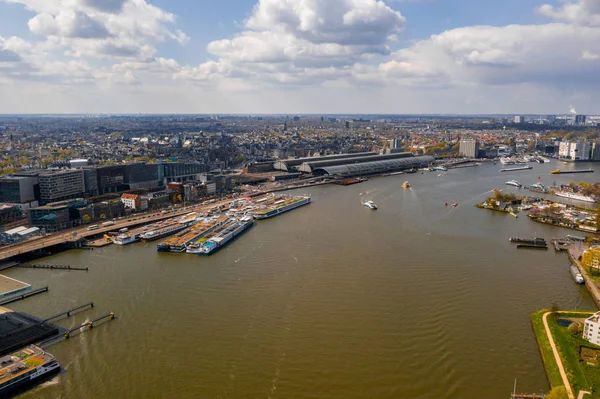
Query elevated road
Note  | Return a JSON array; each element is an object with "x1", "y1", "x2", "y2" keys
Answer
[{"x1": 0, "y1": 199, "x2": 235, "y2": 262}]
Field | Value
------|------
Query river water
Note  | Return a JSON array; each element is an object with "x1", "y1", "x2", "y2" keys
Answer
[{"x1": 8, "y1": 160, "x2": 599, "y2": 399}]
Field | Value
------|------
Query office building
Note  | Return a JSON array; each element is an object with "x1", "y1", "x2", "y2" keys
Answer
[
  {"x1": 38, "y1": 170, "x2": 85, "y2": 205},
  {"x1": 160, "y1": 163, "x2": 207, "y2": 183},
  {"x1": 514, "y1": 116, "x2": 525, "y2": 124},
  {"x1": 583, "y1": 311, "x2": 600, "y2": 346},
  {"x1": 0, "y1": 176, "x2": 38, "y2": 204},
  {"x1": 459, "y1": 139, "x2": 480, "y2": 158},
  {"x1": 591, "y1": 143, "x2": 600, "y2": 161}
]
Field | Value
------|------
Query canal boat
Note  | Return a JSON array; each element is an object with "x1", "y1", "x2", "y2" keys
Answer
[
  {"x1": 196, "y1": 216, "x2": 254, "y2": 256},
  {"x1": 253, "y1": 196, "x2": 311, "y2": 220},
  {"x1": 0, "y1": 346, "x2": 60, "y2": 397},
  {"x1": 364, "y1": 201, "x2": 378, "y2": 210},
  {"x1": 570, "y1": 265, "x2": 585, "y2": 284},
  {"x1": 433, "y1": 166, "x2": 448, "y2": 172}
]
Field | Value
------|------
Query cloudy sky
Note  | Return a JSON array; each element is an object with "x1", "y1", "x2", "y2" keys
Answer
[{"x1": 0, "y1": 0, "x2": 599, "y2": 114}]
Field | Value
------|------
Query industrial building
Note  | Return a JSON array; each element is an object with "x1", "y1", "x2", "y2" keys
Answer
[
  {"x1": 298, "y1": 152, "x2": 415, "y2": 174},
  {"x1": 311, "y1": 155, "x2": 434, "y2": 177},
  {"x1": 274, "y1": 152, "x2": 378, "y2": 172}
]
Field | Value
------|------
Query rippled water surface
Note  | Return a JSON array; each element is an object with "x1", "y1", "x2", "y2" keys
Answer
[{"x1": 8, "y1": 161, "x2": 598, "y2": 399}]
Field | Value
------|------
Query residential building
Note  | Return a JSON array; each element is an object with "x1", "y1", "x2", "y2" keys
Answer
[
  {"x1": 514, "y1": 116, "x2": 525, "y2": 124},
  {"x1": 121, "y1": 193, "x2": 143, "y2": 210},
  {"x1": 38, "y1": 170, "x2": 85, "y2": 205},
  {"x1": 459, "y1": 139, "x2": 480, "y2": 158},
  {"x1": 559, "y1": 141, "x2": 591, "y2": 161},
  {"x1": 575, "y1": 115, "x2": 587, "y2": 126},
  {"x1": 583, "y1": 311, "x2": 600, "y2": 346},
  {"x1": 591, "y1": 143, "x2": 600, "y2": 161},
  {"x1": 389, "y1": 138, "x2": 402, "y2": 150},
  {"x1": 582, "y1": 247, "x2": 600, "y2": 274}
]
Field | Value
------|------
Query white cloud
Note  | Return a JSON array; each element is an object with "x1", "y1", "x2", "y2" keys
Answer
[
  {"x1": 582, "y1": 49, "x2": 600, "y2": 59},
  {"x1": 2, "y1": 0, "x2": 188, "y2": 59},
  {"x1": 538, "y1": 0, "x2": 600, "y2": 26},
  {"x1": 180, "y1": 0, "x2": 405, "y2": 86}
]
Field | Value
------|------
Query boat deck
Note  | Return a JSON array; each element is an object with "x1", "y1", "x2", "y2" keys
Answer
[{"x1": 0, "y1": 345, "x2": 54, "y2": 385}]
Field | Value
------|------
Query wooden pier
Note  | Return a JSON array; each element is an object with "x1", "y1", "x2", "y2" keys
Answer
[
  {"x1": 0, "y1": 286, "x2": 48, "y2": 306},
  {"x1": 38, "y1": 312, "x2": 116, "y2": 347}
]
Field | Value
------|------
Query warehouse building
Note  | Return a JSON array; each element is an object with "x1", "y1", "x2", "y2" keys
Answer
[
  {"x1": 298, "y1": 152, "x2": 415, "y2": 174},
  {"x1": 274, "y1": 152, "x2": 378, "y2": 172},
  {"x1": 311, "y1": 156, "x2": 434, "y2": 177}
]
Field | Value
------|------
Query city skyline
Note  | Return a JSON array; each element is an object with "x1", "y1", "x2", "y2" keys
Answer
[{"x1": 1, "y1": 0, "x2": 600, "y2": 114}]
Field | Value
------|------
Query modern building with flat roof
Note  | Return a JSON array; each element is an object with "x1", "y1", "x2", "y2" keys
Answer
[
  {"x1": 274, "y1": 152, "x2": 378, "y2": 172},
  {"x1": 298, "y1": 152, "x2": 414, "y2": 174},
  {"x1": 39, "y1": 170, "x2": 85, "y2": 205},
  {"x1": 312, "y1": 156, "x2": 434, "y2": 177}
]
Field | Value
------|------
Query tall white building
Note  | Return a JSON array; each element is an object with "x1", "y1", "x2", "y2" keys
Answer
[
  {"x1": 558, "y1": 141, "x2": 591, "y2": 161},
  {"x1": 514, "y1": 116, "x2": 525, "y2": 124},
  {"x1": 583, "y1": 311, "x2": 600, "y2": 346}
]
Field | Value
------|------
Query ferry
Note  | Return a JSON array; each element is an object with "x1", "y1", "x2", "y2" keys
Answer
[
  {"x1": 113, "y1": 232, "x2": 143, "y2": 245},
  {"x1": 253, "y1": 196, "x2": 311, "y2": 220},
  {"x1": 402, "y1": 181, "x2": 411, "y2": 189},
  {"x1": 500, "y1": 165, "x2": 533, "y2": 172},
  {"x1": 505, "y1": 180, "x2": 522, "y2": 188},
  {"x1": 195, "y1": 216, "x2": 254, "y2": 256},
  {"x1": 0, "y1": 346, "x2": 60, "y2": 397},
  {"x1": 433, "y1": 166, "x2": 448, "y2": 172},
  {"x1": 364, "y1": 200, "x2": 378, "y2": 210},
  {"x1": 570, "y1": 265, "x2": 585, "y2": 284},
  {"x1": 554, "y1": 191, "x2": 596, "y2": 203}
]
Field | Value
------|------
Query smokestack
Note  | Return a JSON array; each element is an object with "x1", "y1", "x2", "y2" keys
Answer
[{"x1": 569, "y1": 106, "x2": 577, "y2": 115}]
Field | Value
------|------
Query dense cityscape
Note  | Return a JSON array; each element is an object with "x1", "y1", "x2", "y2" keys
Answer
[
  {"x1": 3, "y1": 0, "x2": 600, "y2": 396},
  {"x1": 1, "y1": 113, "x2": 600, "y2": 397}
]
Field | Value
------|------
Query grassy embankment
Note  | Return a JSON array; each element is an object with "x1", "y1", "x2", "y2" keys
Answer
[{"x1": 531, "y1": 310, "x2": 599, "y2": 395}]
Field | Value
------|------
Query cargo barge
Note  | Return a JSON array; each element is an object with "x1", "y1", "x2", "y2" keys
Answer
[
  {"x1": 500, "y1": 165, "x2": 533, "y2": 172},
  {"x1": 551, "y1": 169, "x2": 594, "y2": 175},
  {"x1": 509, "y1": 237, "x2": 547, "y2": 245}
]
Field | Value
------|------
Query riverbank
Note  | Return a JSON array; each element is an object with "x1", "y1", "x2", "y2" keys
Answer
[
  {"x1": 569, "y1": 249, "x2": 600, "y2": 308},
  {"x1": 531, "y1": 310, "x2": 598, "y2": 397}
]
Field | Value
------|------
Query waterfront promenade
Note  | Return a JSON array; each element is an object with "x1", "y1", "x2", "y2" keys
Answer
[
  {"x1": 568, "y1": 246, "x2": 600, "y2": 308},
  {"x1": 0, "y1": 198, "x2": 236, "y2": 263}
]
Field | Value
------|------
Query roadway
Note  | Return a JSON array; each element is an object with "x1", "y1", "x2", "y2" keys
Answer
[{"x1": 0, "y1": 198, "x2": 238, "y2": 263}]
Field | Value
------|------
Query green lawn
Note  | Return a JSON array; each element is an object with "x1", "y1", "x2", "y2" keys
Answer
[
  {"x1": 531, "y1": 309, "x2": 564, "y2": 388},
  {"x1": 547, "y1": 311, "x2": 599, "y2": 395}
]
